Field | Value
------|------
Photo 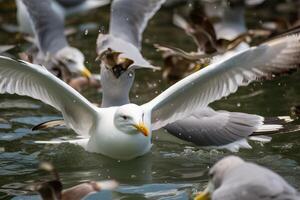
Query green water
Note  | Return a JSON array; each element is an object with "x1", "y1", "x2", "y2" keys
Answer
[{"x1": 0, "y1": 1, "x2": 300, "y2": 199}]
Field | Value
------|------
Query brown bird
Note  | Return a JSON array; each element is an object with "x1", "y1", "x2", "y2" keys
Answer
[
  {"x1": 27, "y1": 162, "x2": 118, "y2": 200},
  {"x1": 157, "y1": 1, "x2": 270, "y2": 82}
]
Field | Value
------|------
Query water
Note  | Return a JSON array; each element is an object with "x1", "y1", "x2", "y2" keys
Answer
[{"x1": 0, "y1": 1, "x2": 300, "y2": 199}]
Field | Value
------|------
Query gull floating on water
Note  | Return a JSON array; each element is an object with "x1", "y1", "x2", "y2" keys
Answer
[
  {"x1": 0, "y1": 30, "x2": 300, "y2": 159},
  {"x1": 28, "y1": 162, "x2": 118, "y2": 200},
  {"x1": 19, "y1": 0, "x2": 93, "y2": 83},
  {"x1": 194, "y1": 156, "x2": 300, "y2": 200}
]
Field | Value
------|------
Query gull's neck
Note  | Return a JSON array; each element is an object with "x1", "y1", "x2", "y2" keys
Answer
[
  {"x1": 101, "y1": 92, "x2": 130, "y2": 108},
  {"x1": 100, "y1": 66, "x2": 132, "y2": 108}
]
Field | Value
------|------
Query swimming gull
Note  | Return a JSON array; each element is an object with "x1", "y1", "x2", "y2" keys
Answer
[
  {"x1": 194, "y1": 156, "x2": 300, "y2": 200},
  {"x1": 28, "y1": 162, "x2": 118, "y2": 200},
  {"x1": 0, "y1": 31, "x2": 299, "y2": 159}
]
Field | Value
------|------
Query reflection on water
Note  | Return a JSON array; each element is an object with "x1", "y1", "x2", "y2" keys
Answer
[{"x1": 0, "y1": 0, "x2": 300, "y2": 199}]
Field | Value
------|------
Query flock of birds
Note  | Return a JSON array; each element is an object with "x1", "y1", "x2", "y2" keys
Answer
[{"x1": 0, "y1": 0, "x2": 300, "y2": 199}]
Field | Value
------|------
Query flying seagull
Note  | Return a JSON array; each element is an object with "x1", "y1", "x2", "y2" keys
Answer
[
  {"x1": 96, "y1": 0, "x2": 164, "y2": 106},
  {"x1": 157, "y1": 1, "x2": 270, "y2": 81},
  {"x1": 19, "y1": 0, "x2": 93, "y2": 83},
  {"x1": 0, "y1": 31, "x2": 300, "y2": 159},
  {"x1": 194, "y1": 156, "x2": 300, "y2": 200}
]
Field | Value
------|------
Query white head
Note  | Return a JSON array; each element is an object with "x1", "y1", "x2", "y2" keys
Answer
[
  {"x1": 194, "y1": 156, "x2": 245, "y2": 200},
  {"x1": 54, "y1": 46, "x2": 92, "y2": 78},
  {"x1": 114, "y1": 104, "x2": 149, "y2": 137}
]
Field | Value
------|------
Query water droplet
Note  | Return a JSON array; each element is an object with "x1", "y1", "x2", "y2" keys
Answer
[{"x1": 237, "y1": 103, "x2": 241, "y2": 107}]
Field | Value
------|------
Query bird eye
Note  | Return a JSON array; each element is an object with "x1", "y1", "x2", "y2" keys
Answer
[
  {"x1": 122, "y1": 115, "x2": 128, "y2": 120},
  {"x1": 66, "y1": 58, "x2": 75, "y2": 63}
]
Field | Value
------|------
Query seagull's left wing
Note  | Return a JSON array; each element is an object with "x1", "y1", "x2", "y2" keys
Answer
[
  {"x1": 142, "y1": 34, "x2": 300, "y2": 130},
  {"x1": 0, "y1": 56, "x2": 98, "y2": 137},
  {"x1": 109, "y1": 0, "x2": 165, "y2": 49}
]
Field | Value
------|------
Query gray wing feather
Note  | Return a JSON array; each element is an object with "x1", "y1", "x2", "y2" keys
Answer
[
  {"x1": 109, "y1": 0, "x2": 165, "y2": 49},
  {"x1": 22, "y1": 0, "x2": 68, "y2": 54},
  {"x1": 213, "y1": 163, "x2": 299, "y2": 200},
  {"x1": 164, "y1": 107, "x2": 263, "y2": 146}
]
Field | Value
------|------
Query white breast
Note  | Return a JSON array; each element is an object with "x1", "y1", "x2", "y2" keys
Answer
[{"x1": 86, "y1": 107, "x2": 152, "y2": 160}]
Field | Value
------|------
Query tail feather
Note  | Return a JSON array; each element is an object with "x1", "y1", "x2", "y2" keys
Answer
[
  {"x1": 32, "y1": 119, "x2": 65, "y2": 131},
  {"x1": 252, "y1": 115, "x2": 300, "y2": 137}
]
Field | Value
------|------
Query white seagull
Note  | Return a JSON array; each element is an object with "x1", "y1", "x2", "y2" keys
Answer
[
  {"x1": 96, "y1": 0, "x2": 165, "y2": 106},
  {"x1": 0, "y1": 32, "x2": 300, "y2": 160},
  {"x1": 194, "y1": 156, "x2": 300, "y2": 200},
  {"x1": 18, "y1": 0, "x2": 92, "y2": 81}
]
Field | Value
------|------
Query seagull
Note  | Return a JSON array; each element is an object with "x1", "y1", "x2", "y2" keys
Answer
[
  {"x1": 0, "y1": 31, "x2": 300, "y2": 160},
  {"x1": 19, "y1": 0, "x2": 93, "y2": 83},
  {"x1": 27, "y1": 162, "x2": 118, "y2": 200},
  {"x1": 16, "y1": 0, "x2": 110, "y2": 35},
  {"x1": 96, "y1": 0, "x2": 164, "y2": 107},
  {"x1": 194, "y1": 156, "x2": 300, "y2": 200},
  {"x1": 158, "y1": 1, "x2": 270, "y2": 81}
]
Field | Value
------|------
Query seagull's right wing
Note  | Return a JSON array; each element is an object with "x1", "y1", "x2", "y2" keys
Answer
[
  {"x1": 22, "y1": 0, "x2": 68, "y2": 53},
  {"x1": 109, "y1": 0, "x2": 165, "y2": 49},
  {"x1": 142, "y1": 34, "x2": 300, "y2": 130},
  {"x1": 0, "y1": 56, "x2": 98, "y2": 137}
]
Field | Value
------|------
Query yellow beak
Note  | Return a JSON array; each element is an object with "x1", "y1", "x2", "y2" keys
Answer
[
  {"x1": 133, "y1": 123, "x2": 149, "y2": 137},
  {"x1": 194, "y1": 189, "x2": 210, "y2": 200},
  {"x1": 81, "y1": 67, "x2": 92, "y2": 78}
]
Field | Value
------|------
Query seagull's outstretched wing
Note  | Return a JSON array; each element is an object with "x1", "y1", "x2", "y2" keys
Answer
[
  {"x1": 22, "y1": 0, "x2": 68, "y2": 54},
  {"x1": 143, "y1": 34, "x2": 300, "y2": 130},
  {"x1": 0, "y1": 56, "x2": 97, "y2": 137},
  {"x1": 109, "y1": 0, "x2": 165, "y2": 49},
  {"x1": 164, "y1": 108, "x2": 264, "y2": 146}
]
